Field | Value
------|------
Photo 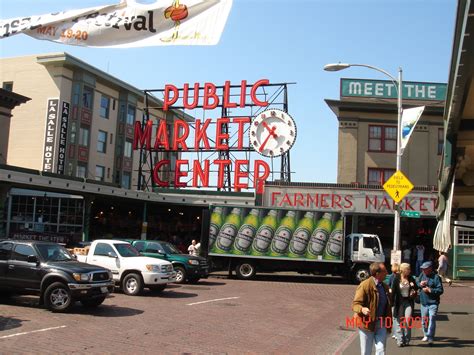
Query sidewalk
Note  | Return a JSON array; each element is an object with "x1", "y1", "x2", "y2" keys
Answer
[{"x1": 342, "y1": 283, "x2": 474, "y2": 354}]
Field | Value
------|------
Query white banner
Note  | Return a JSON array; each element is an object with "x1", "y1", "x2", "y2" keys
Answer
[
  {"x1": 400, "y1": 106, "x2": 425, "y2": 154},
  {"x1": 0, "y1": 0, "x2": 233, "y2": 47}
]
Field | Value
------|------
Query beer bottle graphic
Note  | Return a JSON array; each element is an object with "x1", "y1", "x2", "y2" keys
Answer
[
  {"x1": 212, "y1": 208, "x2": 242, "y2": 254},
  {"x1": 269, "y1": 210, "x2": 296, "y2": 256},
  {"x1": 323, "y1": 218, "x2": 344, "y2": 260},
  {"x1": 208, "y1": 206, "x2": 224, "y2": 250},
  {"x1": 250, "y1": 210, "x2": 278, "y2": 256},
  {"x1": 306, "y1": 212, "x2": 333, "y2": 259},
  {"x1": 232, "y1": 209, "x2": 260, "y2": 255},
  {"x1": 288, "y1": 212, "x2": 315, "y2": 258}
]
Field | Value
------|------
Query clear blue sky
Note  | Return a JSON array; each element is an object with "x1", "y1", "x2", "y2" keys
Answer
[{"x1": 0, "y1": 0, "x2": 456, "y2": 183}]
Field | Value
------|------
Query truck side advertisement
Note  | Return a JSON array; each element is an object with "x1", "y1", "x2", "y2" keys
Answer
[{"x1": 208, "y1": 205, "x2": 344, "y2": 262}]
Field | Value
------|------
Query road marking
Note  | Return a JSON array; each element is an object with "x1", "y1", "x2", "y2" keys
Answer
[
  {"x1": 0, "y1": 325, "x2": 67, "y2": 339},
  {"x1": 186, "y1": 297, "x2": 240, "y2": 306}
]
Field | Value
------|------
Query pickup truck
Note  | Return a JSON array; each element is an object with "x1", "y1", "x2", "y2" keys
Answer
[
  {"x1": 127, "y1": 239, "x2": 209, "y2": 284},
  {"x1": 76, "y1": 240, "x2": 176, "y2": 295},
  {"x1": 0, "y1": 240, "x2": 114, "y2": 312}
]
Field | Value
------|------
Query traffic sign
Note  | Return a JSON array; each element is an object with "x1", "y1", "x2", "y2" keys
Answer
[
  {"x1": 383, "y1": 170, "x2": 414, "y2": 203},
  {"x1": 400, "y1": 210, "x2": 421, "y2": 218}
]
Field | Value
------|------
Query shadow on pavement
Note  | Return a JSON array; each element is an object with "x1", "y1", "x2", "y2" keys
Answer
[
  {"x1": 152, "y1": 290, "x2": 198, "y2": 298},
  {"x1": 75, "y1": 304, "x2": 144, "y2": 317},
  {"x1": 0, "y1": 295, "x2": 40, "y2": 309},
  {"x1": 192, "y1": 280, "x2": 227, "y2": 286},
  {"x1": 210, "y1": 273, "x2": 349, "y2": 285},
  {"x1": 0, "y1": 315, "x2": 28, "y2": 332},
  {"x1": 419, "y1": 337, "x2": 474, "y2": 348}
]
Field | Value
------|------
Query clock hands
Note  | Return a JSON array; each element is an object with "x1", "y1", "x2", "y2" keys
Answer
[
  {"x1": 262, "y1": 121, "x2": 278, "y2": 138},
  {"x1": 259, "y1": 125, "x2": 278, "y2": 153}
]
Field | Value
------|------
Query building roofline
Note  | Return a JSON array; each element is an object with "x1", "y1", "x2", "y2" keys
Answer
[{"x1": 0, "y1": 88, "x2": 31, "y2": 109}]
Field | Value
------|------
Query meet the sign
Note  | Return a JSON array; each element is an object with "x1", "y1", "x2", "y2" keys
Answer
[
  {"x1": 42, "y1": 98, "x2": 59, "y2": 172},
  {"x1": 341, "y1": 78, "x2": 447, "y2": 101},
  {"x1": 56, "y1": 101, "x2": 70, "y2": 175}
]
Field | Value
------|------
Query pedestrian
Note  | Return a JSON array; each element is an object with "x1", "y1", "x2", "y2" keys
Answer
[
  {"x1": 352, "y1": 262, "x2": 392, "y2": 355},
  {"x1": 437, "y1": 252, "x2": 452, "y2": 286},
  {"x1": 416, "y1": 261, "x2": 444, "y2": 344},
  {"x1": 188, "y1": 239, "x2": 198, "y2": 256},
  {"x1": 387, "y1": 263, "x2": 399, "y2": 340},
  {"x1": 402, "y1": 242, "x2": 412, "y2": 263},
  {"x1": 392, "y1": 263, "x2": 418, "y2": 347},
  {"x1": 415, "y1": 243, "x2": 425, "y2": 275}
]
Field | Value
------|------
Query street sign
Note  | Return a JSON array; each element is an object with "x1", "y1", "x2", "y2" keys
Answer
[
  {"x1": 383, "y1": 170, "x2": 414, "y2": 203},
  {"x1": 391, "y1": 250, "x2": 402, "y2": 265},
  {"x1": 400, "y1": 210, "x2": 421, "y2": 218}
]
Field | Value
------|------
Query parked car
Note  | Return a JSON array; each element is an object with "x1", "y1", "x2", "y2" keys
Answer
[
  {"x1": 127, "y1": 239, "x2": 209, "y2": 284},
  {"x1": 75, "y1": 240, "x2": 176, "y2": 295},
  {"x1": 0, "y1": 240, "x2": 114, "y2": 312}
]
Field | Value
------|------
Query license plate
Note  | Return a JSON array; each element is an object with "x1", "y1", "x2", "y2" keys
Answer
[{"x1": 100, "y1": 286, "x2": 108, "y2": 293}]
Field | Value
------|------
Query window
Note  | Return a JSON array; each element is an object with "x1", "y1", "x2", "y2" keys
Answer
[
  {"x1": 76, "y1": 164, "x2": 87, "y2": 178},
  {"x1": 72, "y1": 83, "x2": 81, "y2": 105},
  {"x1": 94, "y1": 243, "x2": 115, "y2": 256},
  {"x1": 79, "y1": 127, "x2": 89, "y2": 146},
  {"x1": 0, "y1": 242, "x2": 13, "y2": 261},
  {"x1": 11, "y1": 244, "x2": 36, "y2": 262},
  {"x1": 352, "y1": 237, "x2": 359, "y2": 252},
  {"x1": 2, "y1": 82, "x2": 13, "y2": 91},
  {"x1": 122, "y1": 172, "x2": 131, "y2": 189},
  {"x1": 438, "y1": 128, "x2": 444, "y2": 155},
  {"x1": 457, "y1": 229, "x2": 474, "y2": 245},
  {"x1": 97, "y1": 130, "x2": 107, "y2": 153},
  {"x1": 134, "y1": 241, "x2": 146, "y2": 252},
  {"x1": 124, "y1": 141, "x2": 132, "y2": 158},
  {"x1": 367, "y1": 168, "x2": 395, "y2": 185},
  {"x1": 83, "y1": 86, "x2": 93, "y2": 109},
  {"x1": 368, "y1": 125, "x2": 397, "y2": 152},
  {"x1": 70, "y1": 122, "x2": 77, "y2": 144},
  {"x1": 126, "y1": 105, "x2": 136, "y2": 125},
  {"x1": 100, "y1": 95, "x2": 110, "y2": 118},
  {"x1": 95, "y1": 165, "x2": 105, "y2": 181},
  {"x1": 145, "y1": 242, "x2": 164, "y2": 254}
]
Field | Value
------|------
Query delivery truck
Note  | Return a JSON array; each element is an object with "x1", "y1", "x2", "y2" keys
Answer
[{"x1": 200, "y1": 205, "x2": 385, "y2": 283}]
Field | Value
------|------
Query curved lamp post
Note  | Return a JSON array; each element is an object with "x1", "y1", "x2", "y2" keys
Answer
[{"x1": 324, "y1": 63, "x2": 403, "y2": 253}]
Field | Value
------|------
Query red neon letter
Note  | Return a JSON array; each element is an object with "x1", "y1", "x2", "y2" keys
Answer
[
  {"x1": 153, "y1": 160, "x2": 170, "y2": 187},
  {"x1": 173, "y1": 120, "x2": 189, "y2": 150},
  {"x1": 215, "y1": 118, "x2": 230, "y2": 150},
  {"x1": 192, "y1": 160, "x2": 210, "y2": 187},
  {"x1": 163, "y1": 84, "x2": 179, "y2": 111},
  {"x1": 271, "y1": 192, "x2": 282, "y2": 206},
  {"x1": 234, "y1": 160, "x2": 249, "y2": 190},
  {"x1": 203, "y1": 82, "x2": 218, "y2": 109},
  {"x1": 174, "y1": 159, "x2": 188, "y2": 188},
  {"x1": 223, "y1": 80, "x2": 237, "y2": 109},
  {"x1": 240, "y1": 80, "x2": 247, "y2": 108},
  {"x1": 232, "y1": 117, "x2": 250, "y2": 150},
  {"x1": 183, "y1": 83, "x2": 199, "y2": 110},
  {"x1": 250, "y1": 79, "x2": 269, "y2": 107},
  {"x1": 214, "y1": 159, "x2": 231, "y2": 188},
  {"x1": 254, "y1": 160, "x2": 270, "y2": 194},
  {"x1": 133, "y1": 120, "x2": 152, "y2": 150},
  {"x1": 194, "y1": 118, "x2": 211, "y2": 150},
  {"x1": 154, "y1": 119, "x2": 170, "y2": 150}
]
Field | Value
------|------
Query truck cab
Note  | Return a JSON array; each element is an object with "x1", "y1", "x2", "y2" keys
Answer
[{"x1": 346, "y1": 233, "x2": 385, "y2": 283}]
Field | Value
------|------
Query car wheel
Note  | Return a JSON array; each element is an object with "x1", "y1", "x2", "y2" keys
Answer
[
  {"x1": 44, "y1": 282, "x2": 73, "y2": 312},
  {"x1": 149, "y1": 284, "x2": 166, "y2": 293},
  {"x1": 80, "y1": 296, "x2": 106, "y2": 308},
  {"x1": 122, "y1": 273, "x2": 143, "y2": 296},
  {"x1": 187, "y1": 277, "x2": 200, "y2": 284},
  {"x1": 235, "y1": 262, "x2": 256, "y2": 280},
  {"x1": 174, "y1": 266, "x2": 186, "y2": 284},
  {"x1": 354, "y1": 266, "x2": 370, "y2": 284}
]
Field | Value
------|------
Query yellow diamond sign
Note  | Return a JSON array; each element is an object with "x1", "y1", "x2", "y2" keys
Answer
[{"x1": 383, "y1": 170, "x2": 414, "y2": 203}]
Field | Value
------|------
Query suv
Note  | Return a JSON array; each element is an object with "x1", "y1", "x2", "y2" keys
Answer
[
  {"x1": 128, "y1": 240, "x2": 209, "y2": 284},
  {"x1": 0, "y1": 240, "x2": 114, "y2": 312}
]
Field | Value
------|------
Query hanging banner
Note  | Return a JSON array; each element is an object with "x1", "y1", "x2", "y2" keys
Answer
[
  {"x1": 0, "y1": 0, "x2": 233, "y2": 47},
  {"x1": 57, "y1": 101, "x2": 70, "y2": 175},
  {"x1": 400, "y1": 106, "x2": 425, "y2": 154},
  {"x1": 43, "y1": 99, "x2": 59, "y2": 173}
]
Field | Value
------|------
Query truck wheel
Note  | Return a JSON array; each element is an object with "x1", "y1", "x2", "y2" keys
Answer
[
  {"x1": 81, "y1": 296, "x2": 106, "y2": 308},
  {"x1": 44, "y1": 282, "x2": 73, "y2": 312},
  {"x1": 122, "y1": 273, "x2": 143, "y2": 296},
  {"x1": 353, "y1": 266, "x2": 370, "y2": 284},
  {"x1": 235, "y1": 262, "x2": 256, "y2": 280},
  {"x1": 149, "y1": 284, "x2": 166, "y2": 293},
  {"x1": 174, "y1": 266, "x2": 187, "y2": 284}
]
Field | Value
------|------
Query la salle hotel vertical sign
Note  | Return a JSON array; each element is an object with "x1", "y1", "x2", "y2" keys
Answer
[{"x1": 42, "y1": 99, "x2": 59, "y2": 172}]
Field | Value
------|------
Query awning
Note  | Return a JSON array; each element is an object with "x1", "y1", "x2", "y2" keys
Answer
[{"x1": 433, "y1": 179, "x2": 454, "y2": 252}]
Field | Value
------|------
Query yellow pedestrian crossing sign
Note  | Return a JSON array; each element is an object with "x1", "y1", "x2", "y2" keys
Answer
[{"x1": 383, "y1": 170, "x2": 414, "y2": 203}]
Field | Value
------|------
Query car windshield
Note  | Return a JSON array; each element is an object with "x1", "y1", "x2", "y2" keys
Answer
[
  {"x1": 36, "y1": 244, "x2": 74, "y2": 262},
  {"x1": 161, "y1": 242, "x2": 181, "y2": 254},
  {"x1": 114, "y1": 243, "x2": 141, "y2": 257}
]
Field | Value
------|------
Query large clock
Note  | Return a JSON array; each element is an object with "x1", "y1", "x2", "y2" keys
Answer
[{"x1": 249, "y1": 109, "x2": 297, "y2": 157}]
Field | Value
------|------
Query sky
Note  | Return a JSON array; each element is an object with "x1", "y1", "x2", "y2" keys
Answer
[{"x1": 0, "y1": 0, "x2": 457, "y2": 184}]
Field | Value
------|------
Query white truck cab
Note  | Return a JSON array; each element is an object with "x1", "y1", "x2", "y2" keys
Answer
[
  {"x1": 76, "y1": 240, "x2": 176, "y2": 295},
  {"x1": 346, "y1": 233, "x2": 385, "y2": 283}
]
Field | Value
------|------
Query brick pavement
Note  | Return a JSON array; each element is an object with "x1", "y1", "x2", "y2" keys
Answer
[{"x1": 0, "y1": 276, "x2": 472, "y2": 354}]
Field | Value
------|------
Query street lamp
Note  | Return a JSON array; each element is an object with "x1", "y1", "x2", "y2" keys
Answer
[{"x1": 324, "y1": 62, "x2": 403, "y2": 253}]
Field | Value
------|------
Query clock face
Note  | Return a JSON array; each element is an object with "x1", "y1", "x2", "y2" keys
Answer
[{"x1": 249, "y1": 109, "x2": 297, "y2": 157}]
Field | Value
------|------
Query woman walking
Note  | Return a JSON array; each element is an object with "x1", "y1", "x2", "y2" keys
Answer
[{"x1": 392, "y1": 263, "x2": 418, "y2": 347}]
